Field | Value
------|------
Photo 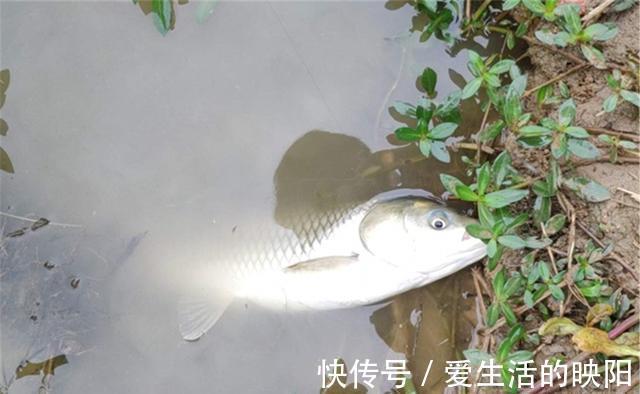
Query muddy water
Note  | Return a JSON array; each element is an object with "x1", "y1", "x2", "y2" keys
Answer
[{"x1": 1, "y1": 2, "x2": 502, "y2": 393}]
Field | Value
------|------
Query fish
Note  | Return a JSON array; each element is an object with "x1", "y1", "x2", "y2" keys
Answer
[{"x1": 178, "y1": 190, "x2": 487, "y2": 341}]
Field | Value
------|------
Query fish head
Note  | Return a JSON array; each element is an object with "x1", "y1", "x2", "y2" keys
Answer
[{"x1": 360, "y1": 197, "x2": 486, "y2": 275}]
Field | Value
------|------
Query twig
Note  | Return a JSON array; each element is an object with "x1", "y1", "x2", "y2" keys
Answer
[
  {"x1": 0, "y1": 211, "x2": 83, "y2": 229},
  {"x1": 470, "y1": 0, "x2": 492, "y2": 26},
  {"x1": 471, "y1": 268, "x2": 488, "y2": 321},
  {"x1": 476, "y1": 104, "x2": 492, "y2": 165},
  {"x1": 465, "y1": 0, "x2": 471, "y2": 21},
  {"x1": 523, "y1": 64, "x2": 588, "y2": 97},
  {"x1": 609, "y1": 313, "x2": 640, "y2": 339},
  {"x1": 617, "y1": 187, "x2": 640, "y2": 203},
  {"x1": 584, "y1": 126, "x2": 640, "y2": 143},
  {"x1": 540, "y1": 222, "x2": 558, "y2": 274},
  {"x1": 582, "y1": 0, "x2": 616, "y2": 25},
  {"x1": 454, "y1": 142, "x2": 496, "y2": 155}
]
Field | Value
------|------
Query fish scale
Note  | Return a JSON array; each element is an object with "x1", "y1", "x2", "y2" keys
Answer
[{"x1": 220, "y1": 201, "x2": 370, "y2": 280}]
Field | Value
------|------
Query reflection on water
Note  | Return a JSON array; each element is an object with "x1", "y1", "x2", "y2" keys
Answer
[{"x1": 1, "y1": 1, "x2": 504, "y2": 393}]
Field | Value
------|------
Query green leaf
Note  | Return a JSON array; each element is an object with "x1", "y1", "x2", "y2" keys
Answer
[
  {"x1": 563, "y1": 176, "x2": 611, "y2": 202},
  {"x1": 477, "y1": 162, "x2": 491, "y2": 195},
  {"x1": 392, "y1": 101, "x2": 416, "y2": 116},
  {"x1": 490, "y1": 60, "x2": 515, "y2": 75},
  {"x1": 533, "y1": 180, "x2": 553, "y2": 197},
  {"x1": 484, "y1": 73, "x2": 502, "y2": 88},
  {"x1": 498, "y1": 324, "x2": 525, "y2": 362},
  {"x1": 461, "y1": 77, "x2": 483, "y2": 99},
  {"x1": 455, "y1": 184, "x2": 480, "y2": 201},
  {"x1": 421, "y1": 67, "x2": 438, "y2": 97},
  {"x1": 440, "y1": 174, "x2": 464, "y2": 195},
  {"x1": 478, "y1": 203, "x2": 495, "y2": 227},
  {"x1": 603, "y1": 94, "x2": 619, "y2": 112},
  {"x1": 429, "y1": 122, "x2": 457, "y2": 139},
  {"x1": 550, "y1": 284, "x2": 565, "y2": 301},
  {"x1": 565, "y1": 126, "x2": 589, "y2": 138},
  {"x1": 523, "y1": 0, "x2": 545, "y2": 13},
  {"x1": 535, "y1": 29, "x2": 556, "y2": 45},
  {"x1": 524, "y1": 237, "x2": 551, "y2": 249},
  {"x1": 487, "y1": 238, "x2": 498, "y2": 258},
  {"x1": 520, "y1": 125, "x2": 552, "y2": 137},
  {"x1": 491, "y1": 151, "x2": 511, "y2": 186},
  {"x1": 487, "y1": 303, "x2": 500, "y2": 327},
  {"x1": 468, "y1": 50, "x2": 484, "y2": 75},
  {"x1": 558, "y1": 99, "x2": 576, "y2": 127},
  {"x1": 538, "y1": 261, "x2": 550, "y2": 282},
  {"x1": 196, "y1": 0, "x2": 219, "y2": 24},
  {"x1": 561, "y1": 4, "x2": 581, "y2": 35},
  {"x1": 507, "y1": 350, "x2": 534, "y2": 364},
  {"x1": 524, "y1": 290, "x2": 534, "y2": 308},
  {"x1": 493, "y1": 269, "x2": 507, "y2": 295},
  {"x1": 484, "y1": 189, "x2": 529, "y2": 208},
  {"x1": 466, "y1": 224, "x2": 493, "y2": 240},
  {"x1": 501, "y1": 302, "x2": 518, "y2": 326},
  {"x1": 430, "y1": 140, "x2": 450, "y2": 162},
  {"x1": 419, "y1": 138, "x2": 432, "y2": 157},
  {"x1": 558, "y1": 81, "x2": 570, "y2": 98},
  {"x1": 420, "y1": 0, "x2": 438, "y2": 12},
  {"x1": 503, "y1": 277, "x2": 523, "y2": 298},
  {"x1": 579, "y1": 281, "x2": 602, "y2": 298},
  {"x1": 498, "y1": 235, "x2": 527, "y2": 249},
  {"x1": 568, "y1": 139, "x2": 600, "y2": 159},
  {"x1": 620, "y1": 90, "x2": 640, "y2": 107},
  {"x1": 395, "y1": 127, "x2": 421, "y2": 142},
  {"x1": 480, "y1": 120, "x2": 505, "y2": 142},
  {"x1": 151, "y1": 0, "x2": 173, "y2": 35},
  {"x1": 545, "y1": 214, "x2": 566, "y2": 235},
  {"x1": 585, "y1": 23, "x2": 618, "y2": 41},
  {"x1": 503, "y1": 0, "x2": 521, "y2": 10},
  {"x1": 515, "y1": 21, "x2": 528, "y2": 37},
  {"x1": 551, "y1": 133, "x2": 569, "y2": 158},
  {"x1": 504, "y1": 213, "x2": 529, "y2": 232},
  {"x1": 463, "y1": 349, "x2": 493, "y2": 367},
  {"x1": 620, "y1": 140, "x2": 638, "y2": 150},
  {"x1": 581, "y1": 44, "x2": 607, "y2": 69},
  {"x1": 0, "y1": 146, "x2": 14, "y2": 173}
]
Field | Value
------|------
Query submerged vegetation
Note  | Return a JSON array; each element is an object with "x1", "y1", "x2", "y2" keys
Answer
[{"x1": 393, "y1": 0, "x2": 639, "y2": 392}]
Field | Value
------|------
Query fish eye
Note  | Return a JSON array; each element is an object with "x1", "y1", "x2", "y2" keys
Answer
[{"x1": 428, "y1": 211, "x2": 449, "y2": 230}]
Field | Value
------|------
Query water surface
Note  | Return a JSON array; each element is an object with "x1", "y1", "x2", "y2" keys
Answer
[{"x1": 1, "y1": 2, "x2": 500, "y2": 392}]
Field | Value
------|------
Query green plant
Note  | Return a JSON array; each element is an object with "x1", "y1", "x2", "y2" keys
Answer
[
  {"x1": 602, "y1": 70, "x2": 640, "y2": 112},
  {"x1": 518, "y1": 99, "x2": 600, "y2": 159},
  {"x1": 411, "y1": 0, "x2": 459, "y2": 44},
  {"x1": 535, "y1": 4, "x2": 618, "y2": 68},
  {"x1": 393, "y1": 67, "x2": 461, "y2": 162},
  {"x1": 598, "y1": 134, "x2": 638, "y2": 163},
  {"x1": 464, "y1": 324, "x2": 532, "y2": 393},
  {"x1": 461, "y1": 51, "x2": 515, "y2": 99}
]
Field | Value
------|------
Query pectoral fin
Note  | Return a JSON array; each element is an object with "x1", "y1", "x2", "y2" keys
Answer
[
  {"x1": 283, "y1": 255, "x2": 360, "y2": 273},
  {"x1": 178, "y1": 284, "x2": 232, "y2": 341}
]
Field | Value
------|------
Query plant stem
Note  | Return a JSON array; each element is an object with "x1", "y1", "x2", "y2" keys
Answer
[
  {"x1": 585, "y1": 126, "x2": 640, "y2": 143},
  {"x1": 470, "y1": 0, "x2": 492, "y2": 25},
  {"x1": 582, "y1": 0, "x2": 616, "y2": 25},
  {"x1": 523, "y1": 64, "x2": 588, "y2": 97},
  {"x1": 454, "y1": 142, "x2": 496, "y2": 155}
]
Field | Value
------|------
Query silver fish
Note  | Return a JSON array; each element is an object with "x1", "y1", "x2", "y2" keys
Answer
[{"x1": 178, "y1": 190, "x2": 486, "y2": 341}]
